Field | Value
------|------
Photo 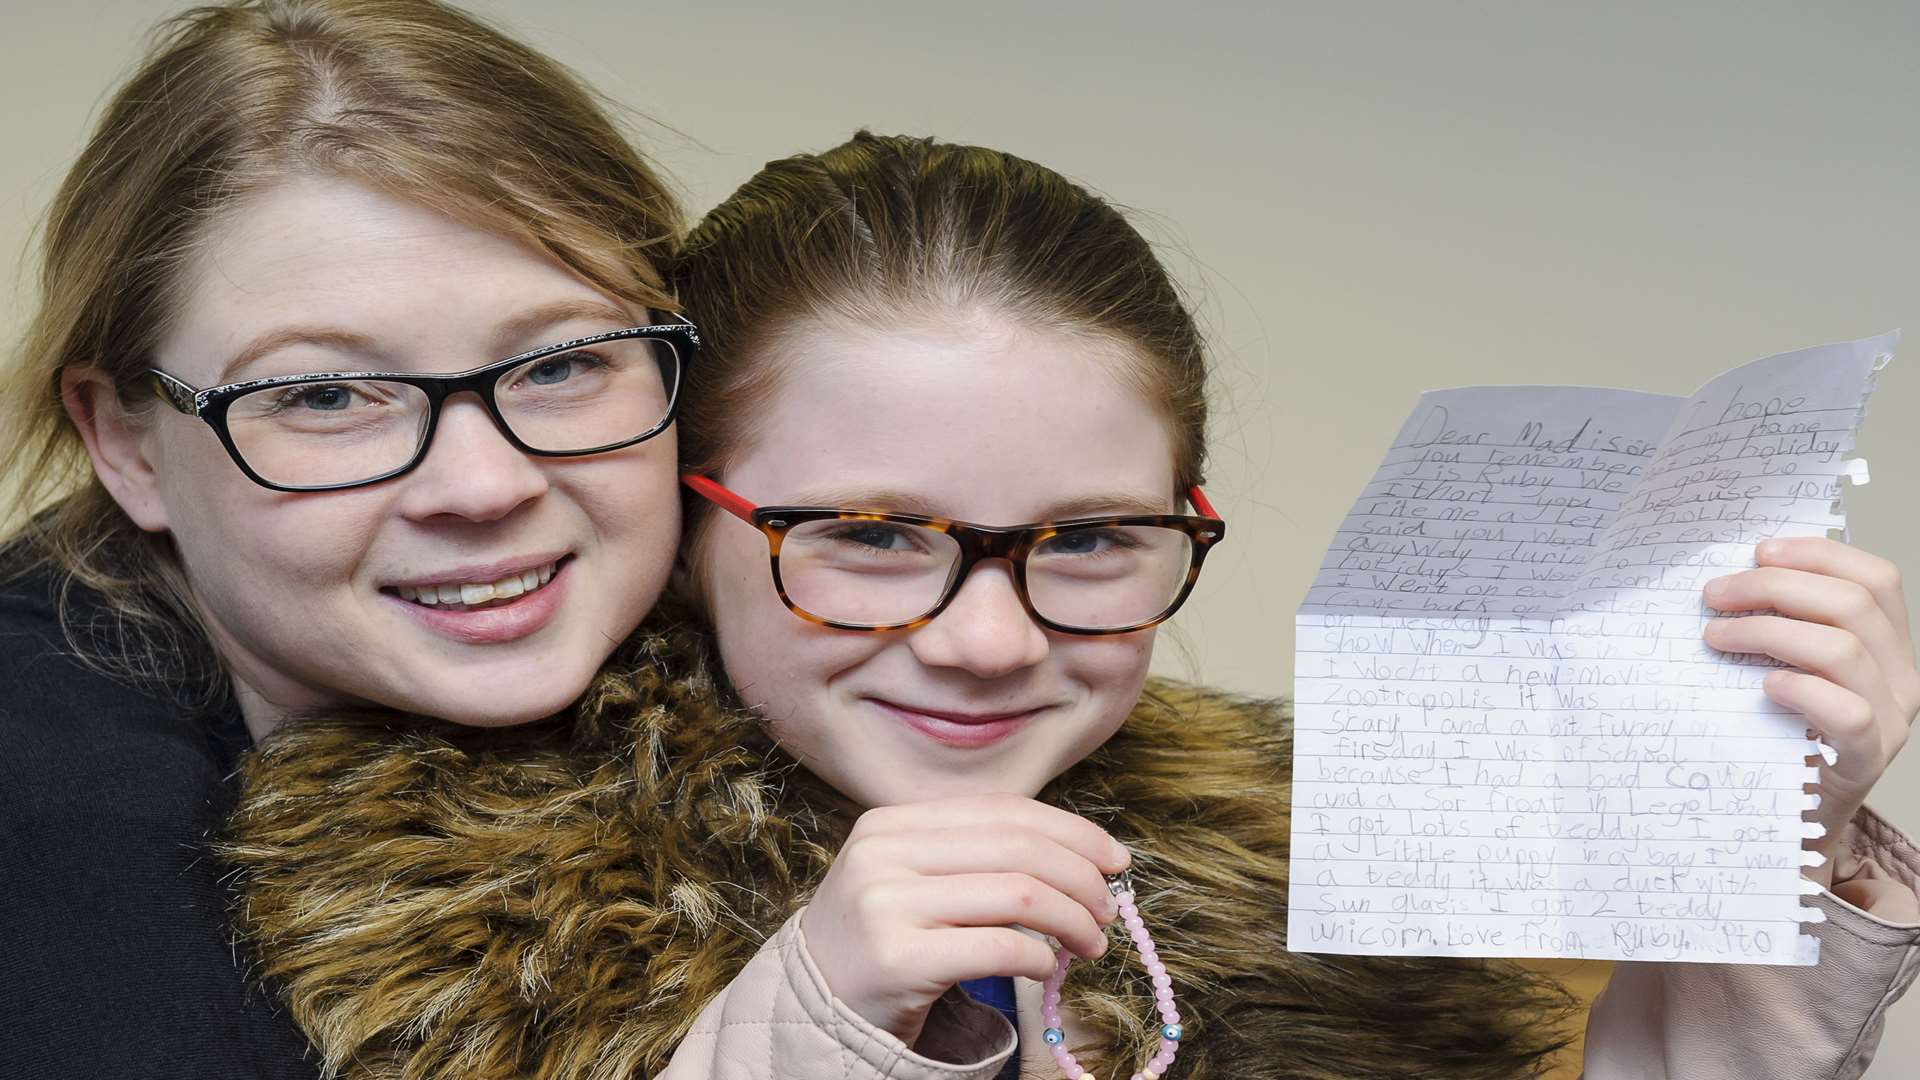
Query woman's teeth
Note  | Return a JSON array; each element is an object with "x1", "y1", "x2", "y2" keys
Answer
[{"x1": 396, "y1": 561, "x2": 556, "y2": 608}]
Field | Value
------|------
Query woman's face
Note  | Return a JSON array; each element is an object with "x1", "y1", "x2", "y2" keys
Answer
[
  {"x1": 698, "y1": 312, "x2": 1179, "y2": 809},
  {"x1": 106, "y1": 175, "x2": 680, "y2": 731}
]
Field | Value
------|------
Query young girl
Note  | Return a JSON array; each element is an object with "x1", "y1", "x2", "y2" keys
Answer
[{"x1": 226, "y1": 134, "x2": 1920, "y2": 1079}]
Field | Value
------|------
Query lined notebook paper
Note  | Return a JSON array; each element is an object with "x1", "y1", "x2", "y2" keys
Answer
[{"x1": 1288, "y1": 332, "x2": 1894, "y2": 965}]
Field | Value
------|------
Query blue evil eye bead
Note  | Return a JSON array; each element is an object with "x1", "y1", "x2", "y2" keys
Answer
[
  {"x1": 1161, "y1": 1023, "x2": 1184, "y2": 1042},
  {"x1": 1043, "y1": 1027, "x2": 1065, "y2": 1046}
]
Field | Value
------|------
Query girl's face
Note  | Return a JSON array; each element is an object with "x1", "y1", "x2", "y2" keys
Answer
[
  {"x1": 699, "y1": 313, "x2": 1179, "y2": 809},
  {"x1": 96, "y1": 175, "x2": 681, "y2": 733}
]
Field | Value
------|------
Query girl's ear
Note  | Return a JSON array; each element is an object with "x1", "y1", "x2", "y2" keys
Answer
[
  {"x1": 61, "y1": 367, "x2": 171, "y2": 532},
  {"x1": 668, "y1": 500, "x2": 738, "y2": 619},
  {"x1": 666, "y1": 537, "x2": 710, "y2": 618}
]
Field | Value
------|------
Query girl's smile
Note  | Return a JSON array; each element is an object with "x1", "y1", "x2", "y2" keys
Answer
[{"x1": 866, "y1": 697, "x2": 1051, "y2": 749}]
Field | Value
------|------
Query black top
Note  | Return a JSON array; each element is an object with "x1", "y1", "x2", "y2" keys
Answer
[{"x1": 0, "y1": 563, "x2": 318, "y2": 1078}]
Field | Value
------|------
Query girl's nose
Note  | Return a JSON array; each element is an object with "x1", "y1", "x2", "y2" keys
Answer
[{"x1": 906, "y1": 560, "x2": 1050, "y2": 678}]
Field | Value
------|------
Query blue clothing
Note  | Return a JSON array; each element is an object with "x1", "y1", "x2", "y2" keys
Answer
[
  {"x1": 0, "y1": 560, "x2": 319, "y2": 1078},
  {"x1": 957, "y1": 976, "x2": 1021, "y2": 1080}
]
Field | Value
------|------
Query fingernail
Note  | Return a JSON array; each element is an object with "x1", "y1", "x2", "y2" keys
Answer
[
  {"x1": 1704, "y1": 578, "x2": 1727, "y2": 600},
  {"x1": 1757, "y1": 539, "x2": 1780, "y2": 560},
  {"x1": 1111, "y1": 841, "x2": 1131, "y2": 868}
]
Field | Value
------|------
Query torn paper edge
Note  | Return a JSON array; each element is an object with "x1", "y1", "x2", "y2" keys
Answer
[{"x1": 1800, "y1": 334, "x2": 1895, "y2": 957}]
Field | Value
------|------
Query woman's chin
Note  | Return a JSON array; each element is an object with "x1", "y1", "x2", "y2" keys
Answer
[
  {"x1": 439, "y1": 707, "x2": 564, "y2": 728},
  {"x1": 393, "y1": 674, "x2": 583, "y2": 727},
  {"x1": 374, "y1": 641, "x2": 614, "y2": 726}
]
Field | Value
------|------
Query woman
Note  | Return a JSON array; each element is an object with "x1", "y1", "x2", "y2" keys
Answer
[
  {"x1": 228, "y1": 134, "x2": 1919, "y2": 1079},
  {"x1": 0, "y1": 1, "x2": 689, "y2": 1074}
]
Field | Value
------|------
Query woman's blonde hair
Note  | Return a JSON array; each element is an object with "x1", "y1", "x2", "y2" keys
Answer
[{"x1": 1, "y1": 0, "x2": 682, "y2": 698}]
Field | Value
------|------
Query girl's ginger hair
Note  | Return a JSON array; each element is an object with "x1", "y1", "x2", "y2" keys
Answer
[
  {"x1": 674, "y1": 131, "x2": 1210, "y2": 514},
  {"x1": 1, "y1": 0, "x2": 682, "y2": 698}
]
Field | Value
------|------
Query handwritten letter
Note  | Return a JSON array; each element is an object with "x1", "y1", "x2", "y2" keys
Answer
[{"x1": 1289, "y1": 333, "x2": 1894, "y2": 964}]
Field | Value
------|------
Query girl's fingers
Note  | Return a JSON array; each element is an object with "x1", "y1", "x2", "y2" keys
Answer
[
  {"x1": 1754, "y1": 537, "x2": 1911, "y2": 642},
  {"x1": 1705, "y1": 567, "x2": 1916, "y2": 707},
  {"x1": 849, "y1": 825, "x2": 1118, "y2": 924},
  {"x1": 874, "y1": 872, "x2": 1108, "y2": 960},
  {"x1": 1760, "y1": 669, "x2": 1892, "y2": 786},
  {"x1": 914, "y1": 926, "x2": 1066, "y2": 985},
  {"x1": 854, "y1": 793, "x2": 1131, "y2": 874},
  {"x1": 1704, "y1": 615, "x2": 1882, "y2": 704}
]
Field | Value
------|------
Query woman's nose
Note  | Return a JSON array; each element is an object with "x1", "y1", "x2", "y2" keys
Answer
[
  {"x1": 393, "y1": 395, "x2": 548, "y2": 522},
  {"x1": 906, "y1": 560, "x2": 1050, "y2": 678}
]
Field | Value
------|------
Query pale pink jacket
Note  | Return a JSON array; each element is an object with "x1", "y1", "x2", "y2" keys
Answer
[{"x1": 662, "y1": 808, "x2": 1920, "y2": 1080}]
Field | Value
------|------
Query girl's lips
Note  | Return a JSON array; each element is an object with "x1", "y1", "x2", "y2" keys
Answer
[
  {"x1": 870, "y1": 698, "x2": 1041, "y2": 749},
  {"x1": 386, "y1": 556, "x2": 573, "y2": 645}
]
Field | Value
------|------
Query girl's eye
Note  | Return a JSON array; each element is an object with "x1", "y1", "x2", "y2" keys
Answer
[
  {"x1": 833, "y1": 522, "x2": 922, "y2": 551},
  {"x1": 1040, "y1": 527, "x2": 1137, "y2": 557}
]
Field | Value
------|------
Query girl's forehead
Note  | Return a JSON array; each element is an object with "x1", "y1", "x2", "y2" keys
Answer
[
  {"x1": 779, "y1": 313, "x2": 1149, "y2": 416},
  {"x1": 731, "y1": 316, "x2": 1180, "y2": 519}
]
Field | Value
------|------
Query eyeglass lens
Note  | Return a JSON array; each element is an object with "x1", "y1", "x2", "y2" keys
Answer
[
  {"x1": 222, "y1": 337, "x2": 678, "y2": 488},
  {"x1": 776, "y1": 518, "x2": 1194, "y2": 630}
]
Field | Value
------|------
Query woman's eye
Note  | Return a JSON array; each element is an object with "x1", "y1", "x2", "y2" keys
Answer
[
  {"x1": 282, "y1": 384, "x2": 354, "y2": 411},
  {"x1": 527, "y1": 351, "x2": 599, "y2": 385}
]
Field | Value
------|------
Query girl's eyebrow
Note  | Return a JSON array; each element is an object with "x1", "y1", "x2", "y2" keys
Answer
[
  {"x1": 780, "y1": 487, "x2": 1173, "y2": 520},
  {"x1": 1044, "y1": 493, "x2": 1175, "y2": 518}
]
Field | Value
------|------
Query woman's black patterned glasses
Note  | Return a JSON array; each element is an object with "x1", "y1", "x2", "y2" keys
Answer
[{"x1": 148, "y1": 321, "x2": 699, "y2": 492}]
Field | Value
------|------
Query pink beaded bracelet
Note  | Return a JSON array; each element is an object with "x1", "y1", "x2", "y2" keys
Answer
[{"x1": 1040, "y1": 870, "x2": 1183, "y2": 1080}]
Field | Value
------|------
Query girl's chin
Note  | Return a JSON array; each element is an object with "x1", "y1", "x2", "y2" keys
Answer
[{"x1": 855, "y1": 770, "x2": 1050, "y2": 808}]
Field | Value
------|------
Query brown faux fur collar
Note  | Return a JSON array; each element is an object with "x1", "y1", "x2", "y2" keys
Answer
[{"x1": 223, "y1": 607, "x2": 1573, "y2": 1079}]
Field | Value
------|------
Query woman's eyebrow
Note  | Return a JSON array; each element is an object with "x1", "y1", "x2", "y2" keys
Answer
[
  {"x1": 211, "y1": 299, "x2": 638, "y2": 384},
  {"x1": 493, "y1": 299, "x2": 639, "y2": 347},
  {"x1": 217, "y1": 327, "x2": 380, "y2": 384}
]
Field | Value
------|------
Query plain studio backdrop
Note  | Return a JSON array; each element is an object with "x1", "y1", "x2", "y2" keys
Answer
[{"x1": 4, "y1": 1, "x2": 1916, "y2": 1072}]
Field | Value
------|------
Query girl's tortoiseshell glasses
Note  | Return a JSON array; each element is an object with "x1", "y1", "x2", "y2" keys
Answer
[{"x1": 683, "y1": 475, "x2": 1226, "y2": 635}]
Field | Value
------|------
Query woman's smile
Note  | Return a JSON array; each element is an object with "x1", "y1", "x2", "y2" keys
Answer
[{"x1": 381, "y1": 553, "x2": 575, "y2": 645}]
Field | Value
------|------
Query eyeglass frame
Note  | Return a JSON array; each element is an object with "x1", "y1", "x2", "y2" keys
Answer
[
  {"x1": 683, "y1": 474, "x2": 1227, "y2": 635},
  {"x1": 146, "y1": 319, "x2": 701, "y2": 493}
]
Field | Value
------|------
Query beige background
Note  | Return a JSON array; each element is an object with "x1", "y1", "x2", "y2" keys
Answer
[{"x1": 5, "y1": 0, "x2": 1916, "y2": 1070}]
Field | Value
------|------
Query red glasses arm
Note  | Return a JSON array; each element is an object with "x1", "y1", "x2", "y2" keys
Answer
[
  {"x1": 683, "y1": 474, "x2": 759, "y2": 523},
  {"x1": 1187, "y1": 485, "x2": 1220, "y2": 519}
]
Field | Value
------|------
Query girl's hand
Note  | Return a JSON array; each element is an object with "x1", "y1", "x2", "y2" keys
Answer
[
  {"x1": 800, "y1": 794, "x2": 1129, "y2": 1049},
  {"x1": 1703, "y1": 538, "x2": 1920, "y2": 904}
]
